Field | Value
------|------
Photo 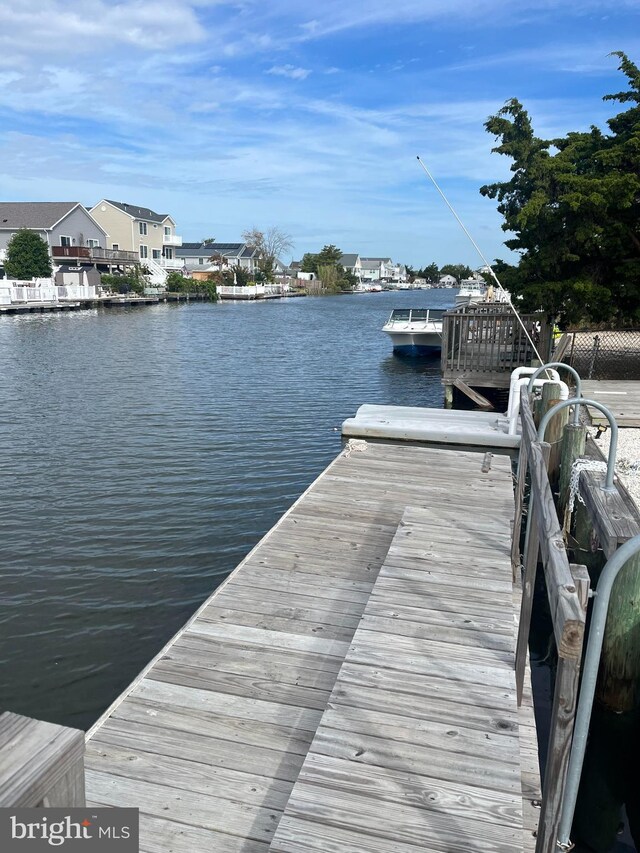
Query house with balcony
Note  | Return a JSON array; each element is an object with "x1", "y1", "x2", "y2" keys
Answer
[
  {"x1": 176, "y1": 242, "x2": 261, "y2": 274},
  {"x1": 0, "y1": 202, "x2": 137, "y2": 273},
  {"x1": 89, "y1": 201, "x2": 182, "y2": 274},
  {"x1": 359, "y1": 257, "x2": 396, "y2": 282}
]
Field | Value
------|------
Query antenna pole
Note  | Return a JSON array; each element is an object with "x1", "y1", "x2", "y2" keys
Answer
[{"x1": 416, "y1": 155, "x2": 544, "y2": 363}]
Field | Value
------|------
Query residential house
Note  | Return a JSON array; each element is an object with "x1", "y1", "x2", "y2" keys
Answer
[
  {"x1": 339, "y1": 253, "x2": 362, "y2": 278},
  {"x1": 176, "y1": 242, "x2": 261, "y2": 274},
  {"x1": 0, "y1": 202, "x2": 135, "y2": 273},
  {"x1": 360, "y1": 257, "x2": 395, "y2": 282},
  {"x1": 439, "y1": 274, "x2": 458, "y2": 287},
  {"x1": 90, "y1": 200, "x2": 182, "y2": 271}
]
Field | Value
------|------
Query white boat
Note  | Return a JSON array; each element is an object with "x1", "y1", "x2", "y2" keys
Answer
[
  {"x1": 382, "y1": 308, "x2": 444, "y2": 354},
  {"x1": 455, "y1": 278, "x2": 511, "y2": 308},
  {"x1": 455, "y1": 278, "x2": 486, "y2": 308}
]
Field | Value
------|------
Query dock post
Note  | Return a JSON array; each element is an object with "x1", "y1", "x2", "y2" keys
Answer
[
  {"x1": 558, "y1": 422, "x2": 587, "y2": 519},
  {"x1": 444, "y1": 384, "x2": 453, "y2": 409},
  {"x1": 0, "y1": 712, "x2": 85, "y2": 807},
  {"x1": 540, "y1": 382, "x2": 569, "y2": 489}
]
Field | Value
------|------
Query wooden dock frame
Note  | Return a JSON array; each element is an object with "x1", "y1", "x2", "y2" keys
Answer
[{"x1": 441, "y1": 304, "x2": 553, "y2": 397}]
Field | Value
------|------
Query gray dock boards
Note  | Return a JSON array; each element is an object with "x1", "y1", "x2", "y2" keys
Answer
[
  {"x1": 85, "y1": 441, "x2": 528, "y2": 852},
  {"x1": 270, "y1": 501, "x2": 523, "y2": 853},
  {"x1": 582, "y1": 380, "x2": 640, "y2": 427}
]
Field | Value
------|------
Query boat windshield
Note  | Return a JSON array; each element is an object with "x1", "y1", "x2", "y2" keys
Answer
[{"x1": 388, "y1": 308, "x2": 445, "y2": 322}]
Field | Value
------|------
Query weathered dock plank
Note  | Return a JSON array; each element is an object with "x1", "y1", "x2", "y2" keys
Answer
[
  {"x1": 85, "y1": 441, "x2": 535, "y2": 851},
  {"x1": 269, "y1": 493, "x2": 524, "y2": 853}
]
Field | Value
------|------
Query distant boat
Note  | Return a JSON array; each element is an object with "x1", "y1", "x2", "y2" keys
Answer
[
  {"x1": 455, "y1": 277, "x2": 511, "y2": 308},
  {"x1": 382, "y1": 308, "x2": 444, "y2": 354},
  {"x1": 455, "y1": 278, "x2": 486, "y2": 308}
]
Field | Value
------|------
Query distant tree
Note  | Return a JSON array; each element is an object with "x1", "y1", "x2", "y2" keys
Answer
[
  {"x1": 318, "y1": 264, "x2": 340, "y2": 292},
  {"x1": 405, "y1": 264, "x2": 416, "y2": 281},
  {"x1": 100, "y1": 270, "x2": 146, "y2": 295},
  {"x1": 421, "y1": 262, "x2": 440, "y2": 282},
  {"x1": 5, "y1": 229, "x2": 52, "y2": 279},
  {"x1": 201, "y1": 236, "x2": 216, "y2": 245},
  {"x1": 242, "y1": 226, "x2": 294, "y2": 269},
  {"x1": 166, "y1": 271, "x2": 192, "y2": 293},
  {"x1": 340, "y1": 268, "x2": 357, "y2": 291},
  {"x1": 439, "y1": 263, "x2": 473, "y2": 282},
  {"x1": 208, "y1": 251, "x2": 228, "y2": 268},
  {"x1": 231, "y1": 265, "x2": 250, "y2": 286},
  {"x1": 301, "y1": 252, "x2": 318, "y2": 273},
  {"x1": 316, "y1": 244, "x2": 343, "y2": 267}
]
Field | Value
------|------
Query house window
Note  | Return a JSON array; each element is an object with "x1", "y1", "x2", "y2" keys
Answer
[
  {"x1": 112, "y1": 243, "x2": 119, "y2": 250},
  {"x1": 164, "y1": 226, "x2": 171, "y2": 236},
  {"x1": 152, "y1": 249, "x2": 161, "y2": 260},
  {"x1": 60, "y1": 236, "x2": 72, "y2": 247},
  {"x1": 139, "y1": 222, "x2": 147, "y2": 236},
  {"x1": 199, "y1": 257, "x2": 204, "y2": 265},
  {"x1": 86, "y1": 239, "x2": 99, "y2": 248},
  {"x1": 163, "y1": 248, "x2": 173, "y2": 260},
  {"x1": 139, "y1": 245, "x2": 148, "y2": 259}
]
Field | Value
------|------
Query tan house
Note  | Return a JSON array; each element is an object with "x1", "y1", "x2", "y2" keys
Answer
[{"x1": 89, "y1": 200, "x2": 182, "y2": 271}]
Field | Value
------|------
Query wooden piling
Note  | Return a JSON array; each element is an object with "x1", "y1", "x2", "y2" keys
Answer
[
  {"x1": 539, "y1": 382, "x2": 569, "y2": 490},
  {"x1": 444, "y1": 383, "x2": 453, "y2": 409},
  {"x1": 597, "y1": 553, "x2": 640, "y2": 713},
  {"x1": 558, "y1": 422, "x2": 587, "y2": 521}
]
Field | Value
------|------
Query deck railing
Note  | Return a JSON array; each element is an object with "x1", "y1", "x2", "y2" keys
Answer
[
  {"x1": 441, "y1": 307, "x2": 552, "y2": 381},
  {"x1": 512, "y1": 385, "x2": 589, "y2": 853}
]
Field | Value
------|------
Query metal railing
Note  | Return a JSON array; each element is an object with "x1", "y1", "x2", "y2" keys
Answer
[{"x1": 513, "y1": 363, "x2": 640, "y2": 851}]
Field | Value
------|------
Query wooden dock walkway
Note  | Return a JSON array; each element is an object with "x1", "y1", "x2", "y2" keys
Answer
[
  {"x1": 582, "y1": 380, "x2": 640, "y2": 427},
  {"x1": 84, "y1": 441, "x2": 538, "y2": 852}
]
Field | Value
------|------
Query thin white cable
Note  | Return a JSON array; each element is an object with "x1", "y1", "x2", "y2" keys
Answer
[{"x1": 416, "y1": 156, "x2": 545, "y2": 365}]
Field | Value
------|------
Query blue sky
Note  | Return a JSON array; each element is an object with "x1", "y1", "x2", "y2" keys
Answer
[{"x1": 0, "y1": 1, "x2": 639, "y2": 267}]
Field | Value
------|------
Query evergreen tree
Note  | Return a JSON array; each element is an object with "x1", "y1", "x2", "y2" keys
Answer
[
  {"x1": 480, "y1": 52, "x2": 640, "y2": 326},
  {"x1": 5, "y1": 229, "x2": 52, "y2": 279}
]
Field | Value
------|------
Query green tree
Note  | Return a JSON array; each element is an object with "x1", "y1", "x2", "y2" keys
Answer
[
  {"x1": 316, "y1": 244, "x2": 343, "y2": 267},
  {"x1": 301, "y1": 252, "x2": 318, "y2": 273},
  {"x1": 100, "y1": 270, "x2": 146, "y2": 295},
  {"x1": 439, "y1": 263, "x2": 473, "y2": 282},
  {"x1": 5, "y1": 229, "x2": 52, "y2": 279},
  {"x1": 231, "y1": 265, "x2": 250, "y2": 286},
  {"x1": 420, "y1": 262, "x2": 440, "y2": 282},
  {"x1": 480, "y1": 51, "x2": 640, "y2": 326}
]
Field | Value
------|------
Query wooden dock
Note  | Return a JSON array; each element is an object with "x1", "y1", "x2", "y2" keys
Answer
[
  {"x1": 83, "y1": 440, "x2": 538, "y2": 852},
  {"x1": 582, "y1": 380, "x2": 640, "y2": 427}
]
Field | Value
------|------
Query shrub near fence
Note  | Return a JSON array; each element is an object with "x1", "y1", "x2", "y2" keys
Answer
[{"x1": 566, "y1": 330, "x2": 640, "y2": 380}]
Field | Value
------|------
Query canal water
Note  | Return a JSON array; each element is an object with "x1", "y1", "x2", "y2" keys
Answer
[{"x1": 0, "y1": 289, "x2": 451, "y2": 729}]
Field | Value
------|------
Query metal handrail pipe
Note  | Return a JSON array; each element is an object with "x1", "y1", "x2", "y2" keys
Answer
[
  {"x1": 538, "y1": 398, "x2": 618, "y2": 492},
  {"x1": 556, "y1": 533, "x2": 640, "y2": 850},
  {"x1": 527, "y1": 362, "x2": 583, "y2": 425}
]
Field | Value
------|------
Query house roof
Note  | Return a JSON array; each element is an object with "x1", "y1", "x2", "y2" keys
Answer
[
  {"x1": 361, "y1": 260, "x2": 383, "y2": 270},
  {"x1": 102, "y1": 200, "x2": 170, "y2": 224},
  {"x1": 0, "y1": 202, "x2": 81, "y2": 230},
  {"x1": 339, "y1": 253, "x2": 359, "y2": 267},
  {"x1": 177, "y1": 241, "x2": 253, "y2": 259},
  {"x1": 361, "y1": 257, "x2": 392, "y2": 263}
]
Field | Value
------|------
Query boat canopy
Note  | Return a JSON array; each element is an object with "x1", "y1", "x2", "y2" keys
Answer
[{"x1": 386, "y1": 308, "x2": 446, "y2": 323}]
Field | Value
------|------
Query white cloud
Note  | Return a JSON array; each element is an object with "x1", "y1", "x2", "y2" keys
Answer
[{"x1": 266, "y1": 64, "x2": 311, "y2": 80}]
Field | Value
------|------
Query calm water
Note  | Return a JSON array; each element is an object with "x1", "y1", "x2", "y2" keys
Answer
[{"x1": 0, "y1": 289, "x2": 452, "y2": 729}]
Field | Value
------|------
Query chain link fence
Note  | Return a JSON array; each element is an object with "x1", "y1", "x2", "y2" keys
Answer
[{"x1": 566, "y1": 330, "x2": 640, "y2": 380}]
